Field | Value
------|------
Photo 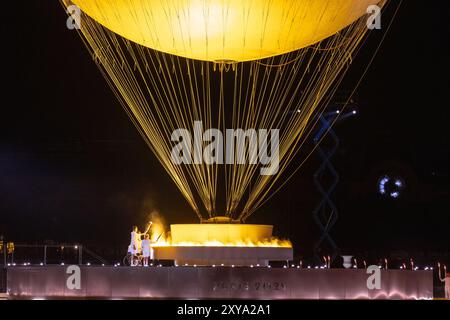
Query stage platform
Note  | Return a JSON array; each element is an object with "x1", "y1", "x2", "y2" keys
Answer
[{"x1": 5, "y1": 266, "x2": 432, "y2": 300}]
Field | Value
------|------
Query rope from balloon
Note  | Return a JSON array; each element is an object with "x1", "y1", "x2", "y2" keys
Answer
[{"x1": 60, "y1": 0, "x2": 390, "y2": 222}]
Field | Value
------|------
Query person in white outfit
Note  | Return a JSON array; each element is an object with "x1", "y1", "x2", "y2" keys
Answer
[
  {"x1": 128, "y1": 222, "x2": 152, "y2": 266},
  {"x1": 141, "y1": 234, "x2": 153, "y2": 267},
  {"x1": 438, "y1": 263, "x2": 450, "y2": 299}
]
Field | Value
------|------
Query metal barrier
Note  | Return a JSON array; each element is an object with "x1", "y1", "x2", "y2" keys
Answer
[
  {"x1": 6, "y1": 266, "x2": 433, "y2": 299},
  {"x1": 2, "y1": 244, "x2": 107, "y2": 266}
]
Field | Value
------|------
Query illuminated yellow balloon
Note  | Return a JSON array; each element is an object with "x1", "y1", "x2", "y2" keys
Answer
[{"x1": 71, "y1": 0, "x2": 380, "y2": 62}]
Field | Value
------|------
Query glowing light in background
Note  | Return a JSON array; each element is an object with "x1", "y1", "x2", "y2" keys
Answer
[{"x1": 378, "y1": 175, "x2": 405, "y2": 199}]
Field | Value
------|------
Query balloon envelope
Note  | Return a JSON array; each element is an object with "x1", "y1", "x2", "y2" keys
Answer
[{"x1": 71, "y1": 0, "x2": 380, "y2": 62}]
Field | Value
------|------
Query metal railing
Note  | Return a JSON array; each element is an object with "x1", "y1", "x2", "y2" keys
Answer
[{"x1": 1, "y1": 243, "x2": 108, "y2": 266}]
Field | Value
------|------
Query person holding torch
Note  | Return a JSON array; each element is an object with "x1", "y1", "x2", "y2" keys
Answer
[{"x1": 129, "y1": 222, "x2": 152, "y2": 266}]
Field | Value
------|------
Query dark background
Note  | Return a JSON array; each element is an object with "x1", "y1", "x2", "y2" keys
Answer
[{"x1": 0, "y1": 1, "x2": 449, "y2": 262}]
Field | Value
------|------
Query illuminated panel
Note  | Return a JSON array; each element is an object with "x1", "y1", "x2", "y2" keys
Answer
[
  {"x1": 153, "y1": 246, "x2": 293, "y2": 266},
  {"x1": 153, "y1": 224, "x2": 292, "y2": 266},
  {"x1": 168, "y1": 224, "x2": 291, "y2": 247}
]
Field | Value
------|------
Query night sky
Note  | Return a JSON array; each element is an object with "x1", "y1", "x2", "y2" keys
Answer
[{"x1": 1, "y1": 1, "x2": 449, "y2": 261}]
